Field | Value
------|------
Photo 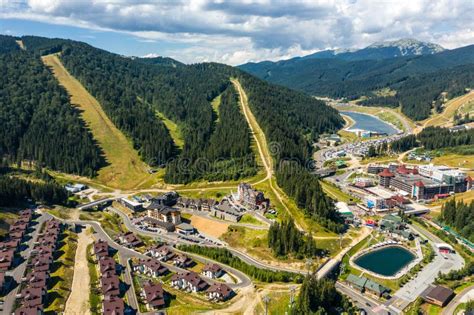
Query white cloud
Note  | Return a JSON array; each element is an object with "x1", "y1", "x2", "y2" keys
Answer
[{"x1": 1, "y1": 0, "x2": 473, "y2": 64}]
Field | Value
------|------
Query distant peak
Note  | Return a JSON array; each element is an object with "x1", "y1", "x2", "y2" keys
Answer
[{"x1": 367, "y1": 38, "x2": 445, "y2": 54}]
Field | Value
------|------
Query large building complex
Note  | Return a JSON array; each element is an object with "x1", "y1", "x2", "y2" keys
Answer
[{"x1": 375, "y1": 164, "x2": 471, "y2": 200}]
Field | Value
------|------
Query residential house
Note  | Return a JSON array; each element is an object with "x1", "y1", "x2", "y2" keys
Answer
[
  {"x1": 0, "y1": 249, "x2": 15, "y2": 271},
  {"x1": 147, "y1": 245, "x2": 174, "y2": 262},
  {"x1": 100, "y1": 271, "x2": 121, "y2": 297},
  {"x1": 15, "y1": 306, "x2": 43, "y2": 315},
  {"x1": 172, "y1": 254, "x2": 193, "y2": 268},
  {"x1": 207, "y1": 283, "x2": 234, "y2": 302},
  {"x1": 98, "y1": 256, "x2": 116, "y2": 275},
  {"x1": 170, "y1": 271, "x2": 208, "y2": 293},
  {"x1": 134, "y1": 259, "x2": 168, "y2": 277},
  {"x1": 102, "y1": 296, "x2": 125, "y2": 315},
  {"x1": 24, "y1": 271, "x2": 49, "y2": 289},
  {"x1": 118, "y1": 232, "x2": 143, "y2": 248},
  {"x1": 18, "y1": 287, "x2": 46, "y2": 308},
  {"x1": 202, "y1": 263, "x2": 224, "y2": 279},
  {"x1": 93, "y1": 239, "x2": 110, "y2": 258},
  {"x1": 143, "y1": 281, "x2": 166, "y2": 310}
]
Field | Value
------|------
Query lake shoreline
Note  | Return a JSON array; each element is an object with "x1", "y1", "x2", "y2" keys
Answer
[{"x1": 339, "y1": 110, "x2": 402, "y2": 135}]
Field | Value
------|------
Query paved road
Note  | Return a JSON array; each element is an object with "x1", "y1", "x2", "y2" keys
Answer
[
  {"x1": 336, "y1": 282, "x2": 389, "y2": 315},
  {"x1": 3, "y1": 214, "x2": 48, "y2": 315},
  {"x1": 119, "y1": 254, "x2": 140, "y2": 313},
  {"x1": 443, "y1": 285, "x2": 474, "y2": 315},
  {"x1": 385, "y1": 223, "x2": 465, "y2": 312}
]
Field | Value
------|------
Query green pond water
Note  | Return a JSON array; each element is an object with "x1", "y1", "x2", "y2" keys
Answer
[{"x1": 354, "y1": 246, "x2": 415, "y2": 277}]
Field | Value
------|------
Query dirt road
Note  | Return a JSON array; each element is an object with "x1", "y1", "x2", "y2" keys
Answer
[{"x1": 64, "y1": 228, "x2": 94, "y2": 315}]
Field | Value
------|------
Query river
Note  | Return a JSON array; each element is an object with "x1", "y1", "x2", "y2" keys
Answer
[{"x1": 341, "y1": 111, "x2": 399, "y2": 135}]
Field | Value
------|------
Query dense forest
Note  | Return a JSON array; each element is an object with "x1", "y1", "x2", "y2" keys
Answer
[
  {"x1": 268, "y1": 220, "x2": 319, "y2": 258},
  {"x1": 166, "y1": 84, "x2": 258, "y2": 182},
  {"x1": 292, "y1": 275, "x2": 354, "y2": 314},
  {"x1": 390, "y1": 135, "x2": 419, "y2": 152},
  {"x1": 0, "y1": 174, "x2": 68, "y2": 206},
  {"x1": 0, "y1": 35, "x2": 104, "y2": 176},
  {"x1": 276, "y1": 161, "x2": 345, "y2": 233},
  {"x1": 240, "y1": 44, "x2": 474, "y2": 120},
  {"x1": 178, "y1": 245, "x2": 302, "y2": 283},
  {"x1": 440, "y1": 199, "x2": 474, "y2": 242},
  {"x1": 391, "y1": 127, "x2": 474, "y2": 152}
]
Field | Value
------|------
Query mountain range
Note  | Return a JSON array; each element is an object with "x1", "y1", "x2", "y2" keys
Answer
[{"x1": 239, "y1": 39, "x2": 474, "y2": 120}]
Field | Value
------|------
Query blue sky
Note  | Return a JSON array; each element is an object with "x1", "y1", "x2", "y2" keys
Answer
[{"x1": 1, "y1": 0, "x2": 473, "y2": 65}]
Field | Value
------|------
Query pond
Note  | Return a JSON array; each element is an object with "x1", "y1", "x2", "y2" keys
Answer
[
  {"x1": 354, "y1": 246, "x2": 415, "y2": 277},
  {"x1": 341, "y1": 111, "x2": 399, "y2": 135}
]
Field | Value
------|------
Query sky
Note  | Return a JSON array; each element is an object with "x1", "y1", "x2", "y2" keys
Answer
[{"x1": 1, "y1": 0, "x2": 473, "y2": 65}]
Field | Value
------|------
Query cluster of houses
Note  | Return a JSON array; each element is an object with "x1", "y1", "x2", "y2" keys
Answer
[
  {"x1": 0, "y1": 209, "x2": 33, "y2": 276},
  {"x1": 93, "y1": 239, "x2": 125, "y2": 315},
  {"x1": 15, "y1": 218, "x2": 63, "y2": 315},
  {"x1": 143, "y1": 245, "x2": 234, "y2": 302},
  {"x1": 146, "y1": 245, "x2": 194, "y2": 268}
]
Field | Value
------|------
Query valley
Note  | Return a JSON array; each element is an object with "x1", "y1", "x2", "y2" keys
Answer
[{"x1": 0, "y1": 33, "x2": 473, "y2": 315}]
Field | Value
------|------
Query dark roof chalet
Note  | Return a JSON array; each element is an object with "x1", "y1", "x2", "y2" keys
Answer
[
  {"x1": 143, "y1": 281, "x2": 165, "y2": 308},
  {"x1": 102, "y1": 295, "x2": 124, "y2": 315},
  {"x1": 202, "y1": 263, "x2": 222, "y2": 274},
  {"x1": 207, "y1": 283, "x2": 233, "y2": 298}
]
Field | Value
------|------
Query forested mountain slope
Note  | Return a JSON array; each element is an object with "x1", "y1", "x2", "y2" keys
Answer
[
  {"x1": 2, "y1": 35, "x2": 343, "y2": 185},
  {"x1": 240, "y1": 44, "x2": 474, "y2": 120},
  {"x1": 0, "y1": 35, "x2": 104, "y2": 176}
]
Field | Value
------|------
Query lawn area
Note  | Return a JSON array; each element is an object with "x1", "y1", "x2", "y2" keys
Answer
[
  {"x1": 221, "y1": 225, "x2": 305, "y2": 269},
  {"x1": 253, "y1": 288, "x2": 292, "y2": 315},
  {"x1": 79, "y1": 210, "x2": 127, "y2": 238},
  {"x1": 156, "y1": 110, "x2": 184, "y2": 149},
  {"x1": 360, "y1": 155, "x2": 398, "y2": 165},
  {"x1": 320, "y1": 180, "x2": 358, "y2": 203},
  {"x1": 44, "y1": 230, "x2": 78, "y2": 313},
  {"x1": 161, "y1": 281, "x2": 231, "y2": 315},
  {"x1": 42, "y1": 54, "x2": 153, "y2": 190},
  {"x1": 47, "y1": 207, "x2": 73, "y2": 220},
  {"x1": 239, "y1": 213, "x2": 265, "y2": 226},
  {"x1": 432, "y1": 154, "x2": 474, "y2": 171}
]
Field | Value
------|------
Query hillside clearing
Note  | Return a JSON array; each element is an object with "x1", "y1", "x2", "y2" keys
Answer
[
  {"x1": 422, "y1": 91, "x2": 474, "y2": 129},
  {"x1": 210, "y1": 93, "x2": 222, "y2": 123},
  {"x1": 42, "y1": 54, "x2": 154, "y2": 189},
  {"x1": 156, "y1": 110, "x2": 184, "y2": 149}
]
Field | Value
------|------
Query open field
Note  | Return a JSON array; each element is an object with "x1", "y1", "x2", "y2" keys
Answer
[
  {"x1": 422, "y1": 91, "x2": 474, "y2": 129},
  {"x1": 156, "y1": 111, "x2": 184, "y2": 149},
  {"x1": 432, "y1": 154, "x2": 474, "y2": 172},
  {"x1": 221, "y1": 225, "x2": 306, "y2": 270},
  {"x1": 42, "y1": 54, "x2": 155, "y2": 190},
  {"x1": 189, "y1": 215, "x2": 229, "y2": 238}
]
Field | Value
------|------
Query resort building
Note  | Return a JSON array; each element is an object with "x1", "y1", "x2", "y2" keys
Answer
[
  {"x1": 235, "y1": 183, "x2": 270, "y2": 211},
  {"x1": 211, "y1": 200, "x2": 242, "y2": 222},
  {"x1": 146, "y1": 206, "x2": 182, "y2": 225},
  {"x1": 422, "y1": 285, "x2": 455, "y2": 307},
  {"x1": 345, "y1": 274, "x2": 390, "y2": 298},
  {"x1": 375, "y1": 163, "x2": 471, "y2": 200}
]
